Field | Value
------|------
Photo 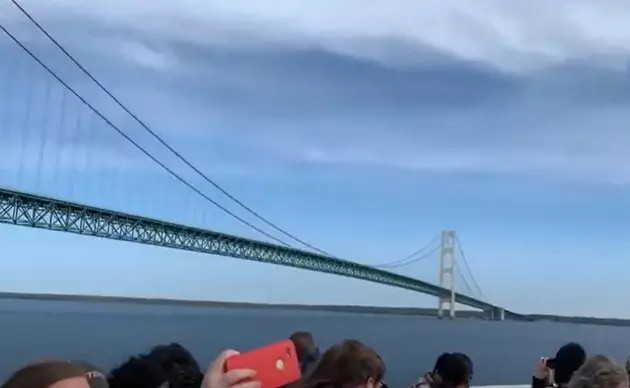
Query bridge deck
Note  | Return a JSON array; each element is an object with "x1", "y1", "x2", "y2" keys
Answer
[{"x1": 0, "y1": 187, "x2": 519, "y2": 315}]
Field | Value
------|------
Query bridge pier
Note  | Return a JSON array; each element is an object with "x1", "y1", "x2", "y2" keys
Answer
[
  {"x1": 437, "y1": 231, "x2": 456, "y2": 320},
  {"x1": 486, "y1": 307, "x2": 505, "y2": 321}
]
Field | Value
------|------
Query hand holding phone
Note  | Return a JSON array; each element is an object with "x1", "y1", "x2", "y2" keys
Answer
[
  {"x1": 224, "y1": 340, "x2": 301, "y2": 388},
  {"x1": 544, "y1": 358, "x2": 557, "y2": 370},
  {"x1": 202, "y1": 350, "x2": 259, "y2": 388},
  {"x1": 534, "y1": 357, "x2": 551, "y2": 380}
]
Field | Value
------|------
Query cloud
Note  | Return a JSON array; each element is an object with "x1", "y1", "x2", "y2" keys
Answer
[
  {"x1": 14, "y1": 0, "x2": 630, "y2": 72},
  {"x1": 118, "y1": 41, "x2": 177, "y2": 71},
  {"x1": 3, "y1": 0, "x2": 630, "y2": 186}
]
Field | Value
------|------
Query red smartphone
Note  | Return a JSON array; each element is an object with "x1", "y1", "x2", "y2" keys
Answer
[{"x1": 224, "y1": 340, "x2": 301, "y2": 388}]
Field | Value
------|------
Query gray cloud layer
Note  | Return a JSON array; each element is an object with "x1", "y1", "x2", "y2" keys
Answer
[{"x1": 3, "y1": 0, "x2": 630, "y2": 183}]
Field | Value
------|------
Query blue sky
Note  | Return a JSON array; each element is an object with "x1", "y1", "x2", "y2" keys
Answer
[{"x1": 1, "y1": 0, "x2": 630, "y2": 318}]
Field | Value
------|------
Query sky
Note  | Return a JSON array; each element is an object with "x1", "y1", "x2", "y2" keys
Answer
[{"x1": 1, "y1": 0, "x2": 630, "y2": 318}]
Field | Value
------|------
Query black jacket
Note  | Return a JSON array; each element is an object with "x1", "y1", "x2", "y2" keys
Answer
[{"x1": 531, "y1": 376, "x2": 562, "y2": 388}]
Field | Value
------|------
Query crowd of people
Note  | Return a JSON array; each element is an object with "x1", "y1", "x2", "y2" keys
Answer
[{"x1": 1, "y1": 331, "x2": 629, "y2": 388}]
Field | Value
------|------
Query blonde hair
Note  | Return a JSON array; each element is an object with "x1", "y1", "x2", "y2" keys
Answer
[{"x1": 568, "y1": 355, "x2": 628, "y2": 388}]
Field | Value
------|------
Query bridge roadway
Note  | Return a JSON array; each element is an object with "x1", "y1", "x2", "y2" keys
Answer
[{"x1": 0, "y1": 188, "x2": 523, "y2": 319}]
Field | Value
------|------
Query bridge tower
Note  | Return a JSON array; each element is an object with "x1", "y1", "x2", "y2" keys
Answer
[{"x1": 437, "y1": 230, "x2": 456, "y2": 319}]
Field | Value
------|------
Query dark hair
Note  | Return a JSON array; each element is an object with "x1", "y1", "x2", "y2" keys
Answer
[
  {"x1": 290, "y1": 331, "x2": 319, "y2": 374},
  {"x1": 554, "y1": 343, "x2": 586, "y2": 385},
  {"x1": 108, "y1": 356, "x2": 171, "y2": 388},
  {"x1": 303, "y1": 340, "x2": 385, "y2": 388},
  {"x1": 433, "y1": 353, "x2": 468, "y2": 388},
  {"x1": 147, "y1": 343, "x2": 203, "y2": 388},
  {"x1": 452, "y1": 353, "x2": 473, "y2": 380}
]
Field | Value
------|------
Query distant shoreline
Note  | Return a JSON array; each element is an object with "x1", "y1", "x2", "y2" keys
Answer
[
  {"x1": 0, "y1": 292, "x2": 460, "y2": 316},
  {"x1": 1, "y1": 292, "x2": 629, "y2": 327}
]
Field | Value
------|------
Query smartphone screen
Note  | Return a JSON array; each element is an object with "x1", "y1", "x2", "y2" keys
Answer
[{"x1": 224, "y1": 340, "x2": 301, "y2": 388}]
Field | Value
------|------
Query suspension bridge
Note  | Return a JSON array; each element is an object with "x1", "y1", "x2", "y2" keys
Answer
[{"x1": 0, "y1": 1, "x2": 520, "y2": 321}]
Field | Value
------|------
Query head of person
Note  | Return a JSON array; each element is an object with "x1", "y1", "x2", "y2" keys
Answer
[
  {"x1": 69, "y1": 361, "x2": 108, "y2": 388},
  {"x1": 452, "y1": 353, "x2": 473, "y2": 384},
  {"x1": 568, "y1": 355, "x2": 629, "y2": 388},
  {"x1": 107, "y1": 356, "x2": 170, "y2": 388},
  {"x1": 146, "y1": 343, "x2": 202, "y2": 388},
  {"x1": 552, "y1": 343, "x2": 587, "y2": 385},
  {"x1": 1, "y1": 360, "x2": 94, "y2": 388},
  {"x1": 290, "y1": 331, "x2": 320, "y2": 374},
  {"x1": 432, "y1": 353, "x2": 468, "y2": 388},
  {"x1": 303, "y1": 340, "x2": 385, "y2": 388}
]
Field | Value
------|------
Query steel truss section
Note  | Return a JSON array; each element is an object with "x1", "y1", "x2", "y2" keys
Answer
[{"x1": 0, "y1": 188, "x2": 498, "y2": 311}]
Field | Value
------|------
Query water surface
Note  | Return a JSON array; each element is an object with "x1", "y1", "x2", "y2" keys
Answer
[{"x1": 0, "y1": 298, "x2": 627, "y2": 387}]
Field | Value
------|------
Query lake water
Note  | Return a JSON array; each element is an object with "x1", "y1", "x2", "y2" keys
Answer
[{"x1": 0, "y1": 298, "x2": 628, "y2": 387}]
